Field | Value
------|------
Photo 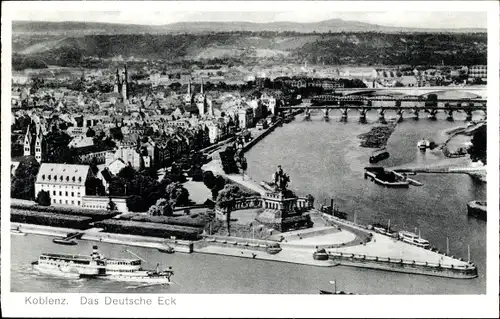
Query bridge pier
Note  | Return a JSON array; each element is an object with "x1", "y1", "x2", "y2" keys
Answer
[
  {"x1": 412, "y1": 108, "x2": 419, "y2": 120},
  {"x1": 340, "y1": 108, "x2": 348, "y2": 122},
  {"x1": 304, "y1": 107, "x2": 311, "y2": 120},
  {"x1": 324, "y1": 108, "x2": 329, "y2": 121},
  {"x1": 358, "y1": 108, "x2": 367, "y2": 123},
  {"x1": 378, "y1": 109, "x2": 386, "y2": 124},
  {"x1": 465, "y1": 110, "x2": 473, "y2": 122},
  {"x1": 446, "y1": 110, "x2": 454, "y2": 121},
  {"x1": 396, "y1": 109, "x2": 404, "y2": 123},
  {"x1": 427, "y1": 109, "x2": 437, "y2": 120}
]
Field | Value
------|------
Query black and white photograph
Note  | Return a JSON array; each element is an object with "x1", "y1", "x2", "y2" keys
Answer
[{"x1": 1, "y1": 1, "x2": 499, "y2": 317}]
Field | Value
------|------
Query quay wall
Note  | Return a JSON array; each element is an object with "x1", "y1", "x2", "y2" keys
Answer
[
  {"x1": 241, "y1": 119, "x2": 283, "y2": 154},
  {"x1": 328, "y1": 252, "x2": 478, "y2": 279},
  {"x1": 11, "y1": 222, "x2": 194, "y2": 253}
]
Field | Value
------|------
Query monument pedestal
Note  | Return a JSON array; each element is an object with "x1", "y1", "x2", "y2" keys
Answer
[{"x1": 256, "y1": 190, "x2": 312, "y2": 232}]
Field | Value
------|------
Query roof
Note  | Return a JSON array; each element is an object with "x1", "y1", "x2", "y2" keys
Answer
[{"x1": 36, "y1": 163, "x2": 91, "y2": 186}]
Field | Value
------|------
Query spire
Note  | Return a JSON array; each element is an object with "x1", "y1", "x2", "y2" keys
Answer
[
  {"x1": 188, "y1": 80, "x2": 191, "y2": 96},
  {"x1": 200, "y1": 78, "x2": 204, "y2": 95}
]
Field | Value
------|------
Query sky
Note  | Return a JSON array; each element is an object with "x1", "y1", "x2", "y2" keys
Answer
[{"x1": 11, "y1": 5, "x2": 488, "y2": 29}]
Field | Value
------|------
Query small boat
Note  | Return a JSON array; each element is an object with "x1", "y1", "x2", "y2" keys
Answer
[
  {"x1": 313, "y1": 248, "x2": 329, "y2": 261},
  {"x1": 266, "y1": 243, "x2": 282, "y2": 254},
  {"x1": 11, "y1": 228, "x2": 27, "y2": 236},
  {"x1": 319, "y1": 280, "x2": 356, "y2": 295},
  {"x1": 417, "y1": 139, "x2": 431, "y2": 150},
  {"x1": 369, "y1": 148, "x2": 390, "y2": 163},
  {"x1": 319, "y1": 290, "x2": 355, "y2": 295},
  {"x1": 158, "y1": 246, "x2": 175, "y2": 254},
  {"x1": 467, "y1": 200, "x2": 486, "y2": 220},
  {"x1": 53, "y1": 238, "x2": 78, "y2": 246},
  {"x1": 398, "y1": 230, "x2": 430, "y2": 248},
  {"x1": 368, "y1": 222, "x2": 397, "y2": 238}
]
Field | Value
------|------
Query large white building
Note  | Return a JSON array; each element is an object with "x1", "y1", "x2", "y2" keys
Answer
[
  {"x1": 238, "y1": 107, "x2": 254, "y2": 129},
  {"x1": 35, "y1": 163, "x2": 93, "y2": 207}
]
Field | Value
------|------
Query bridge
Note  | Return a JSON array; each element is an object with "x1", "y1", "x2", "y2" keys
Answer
[
  {"x1": 334, "y1": 85, "x2": 487, "y2": 99},
  {"x1": 280, "y1": 95, "x2": 487, "y2": 123}
]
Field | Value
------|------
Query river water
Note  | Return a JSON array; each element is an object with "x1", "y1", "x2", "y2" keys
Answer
[{"x1": 10, "y1": 111, "x2": 486, "y2": 294}]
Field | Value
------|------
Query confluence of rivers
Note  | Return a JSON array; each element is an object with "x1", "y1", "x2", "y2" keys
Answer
[{"x1": 10, "y1": 110, "x2": 486, "y2": 294}]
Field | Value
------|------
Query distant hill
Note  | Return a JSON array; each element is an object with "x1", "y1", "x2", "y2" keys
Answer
[
  {"x1": 12, "y1": 19, "x2": 487, "y2": 36},
  {"x1": 11, "y1": 31, "x2": 487, "y2": 68}
]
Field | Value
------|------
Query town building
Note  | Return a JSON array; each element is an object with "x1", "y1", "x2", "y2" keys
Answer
[
  {"x1": 467, "y1": 65, "x2": 487, "y2": 81},
  {"x1": 238, "y1": 107, "x2": 254, "y2": 129},
  {"x1": 35, "y1": 163, "x2": 93, "y2": 207}
]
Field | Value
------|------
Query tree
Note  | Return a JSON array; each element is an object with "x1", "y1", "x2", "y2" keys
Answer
[
  {"x1": 203, "y1": 170, "x2": 216, "y2": 189},
  {"x1": 107, "y1": 198, "x2": 117, "y2": 211},
  {"x1": 110, "y1": 127, "x2": 124, "y2": 141},
  {"x1": 165, "y1": 182, "x2": 190, "y2": 208},
  {"x1": 86, "y1": 127, "x2": 96, "y2": 137},
  {"x1": 109, "y1": 176, "x2": 126, "y2": 196},
  {"x1": 468, "y1": 124, "x2": 487, "y2": 165},
  {"x1": 44, "y1": 129, "x2": 74, "y2": 163},
  {"x1": 85, "y1": 177, "x2": 105, "y2": 196},
  {"x1": 216, "y1": 184, "x2": 242, "y2": 237},
  {"x1": 11, "y1": 156, "x2": 40, "y2": 200},
  {"x1": 191, "y1": 166, "x2": 203, "y2": 182},
  {"x1": 126, "y1": 195, "x2": 143, "y2": 212},
  {"x1": 36, "y1": 190, "x2": 51, "y2": 206},
  {"x1": 118, "y1": 165, "x2": 137, "y2": 181},
  {"x1": 147, "y1": 198, "x2": 171, "y2": 216},
  {"x1": 211, "y1": 175, "x2": 226, "y2": 200}
]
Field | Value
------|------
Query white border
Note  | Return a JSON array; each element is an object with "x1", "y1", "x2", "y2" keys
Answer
[{"x1": 2, "y1": 1, "x2": 499, "y2": 318}]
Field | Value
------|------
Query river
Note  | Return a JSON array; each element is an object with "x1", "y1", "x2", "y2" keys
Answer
[{"x1": 10, "y1": 110, "x2": 486, "y2": 294}]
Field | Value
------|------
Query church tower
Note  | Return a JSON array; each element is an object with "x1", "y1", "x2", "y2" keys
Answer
[
  {"x1": 184, "y1": 80, "x2": 192, "y2": 105},
  {"x1": 34, "y1": 124, "x2": 43, "y2": 163},
  {"x1": 23, "y1": 125, "x2": 32, "y2": 156},
  {"x1": 121, "y1": 64, "x2": 128, "y2": 102},
  {"x1": 114, "y1": 68, "x2": 121, "y2": 94},
  {"x1": 196, "y1": 78, "x2": 206, "y2": 116}
]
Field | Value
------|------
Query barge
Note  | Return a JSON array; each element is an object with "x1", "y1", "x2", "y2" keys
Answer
[
  {"x1": 369, "y1": 148, "x2": 390, "y2": 164},
  {"x1": 467, "y1": 201, "x2": 486, "y2": 220}
]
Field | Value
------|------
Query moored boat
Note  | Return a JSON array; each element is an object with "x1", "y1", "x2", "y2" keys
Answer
[
  {"x1": 369, "y1": 148, "x2": 390, "y2": 164},
  {"x1": 368, "y1": 222, "x2": 397, "y2": 238},
  {"x1": 11, "y1": 228, "x2": 27, "y2": 236},
  {"x1": 313, "y1": 248, "x2": 329, "y2": 261},
  {"x1": 53, "y1": 238, "x2": 78, "y2": 246},
  {"x1": 158, "y1": 246, "x2": 175, "y2": 254},
  {"x1": 398, "y1": 231, "x2": 430, "y2": 248},
  {"x1": 266, "y1": 243, "x2": 282, "y2": 254},
  {"x1": 467, "y1": 200, "x2": 486, "y2": 220}
]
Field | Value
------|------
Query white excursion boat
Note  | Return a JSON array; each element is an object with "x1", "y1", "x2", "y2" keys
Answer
[
  {"x1": 32, "y1": 253, "x2": 106, "y2": 278},
  {"x1": 32, "y1": 246, "x2": 174, "y2": 284},
  {"x1": 398, "y1": 231, "x2": 430, "y2": 248}
]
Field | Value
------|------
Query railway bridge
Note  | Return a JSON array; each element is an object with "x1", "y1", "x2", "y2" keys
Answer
[{"x1": 280, "y1": 95, "x2": 487, "y2": 123}]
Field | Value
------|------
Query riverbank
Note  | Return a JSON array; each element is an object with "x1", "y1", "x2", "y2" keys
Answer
[{"x1": 11, "y1": 209, "x2": 477, "y2": 279}]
